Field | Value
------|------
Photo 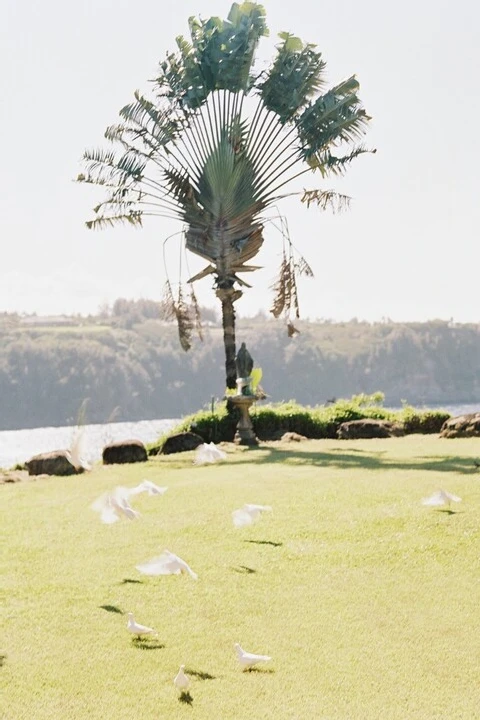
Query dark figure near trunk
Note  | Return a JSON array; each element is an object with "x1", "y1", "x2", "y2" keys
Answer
[{"x1": 235, "y1": 343, "x2": 254, "y2": 379}]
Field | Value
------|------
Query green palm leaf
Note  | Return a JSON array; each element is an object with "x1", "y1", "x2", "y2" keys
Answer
[{"x1": 258, "y1": 32, "x2": 326, "y2": 123}]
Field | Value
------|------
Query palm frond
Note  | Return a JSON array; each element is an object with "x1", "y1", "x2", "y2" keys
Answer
[
  {"x1": 155, "y1": 3, "x2": 268, "y2": 109},
  {"x1": 188, "y1": 283, "x2": 204, "y2": 343},
  {"x1": 300, "y1": 188, "x2": 351, "y2": 212},
  {"x1": 297, "y1": 76, "x2": 371, "y2": 164},
  {"x1": 270, "y1": 249, "x2": 290, "y2": 318},
  {"x1": 257, "y1": 32, "x2": 326, "y2": 123},
  {"x1": 295, "y1": 256, "x2": 314, "y2": 277},
  {"x1": 307, "y1": 145, "x2": 376, "y2": 177},
  {"x1": 162, "y1": 279, "x2": 204, "y2": 352},
  {"x1": 85, "y1": 211, "x2": 143, "y2": 231},
  {"x1": 119, "y1": 91, "x2": 178, "y2": 143},
  {"x1": 187, "y1": 264, "x2": 216, "y2": 283}
]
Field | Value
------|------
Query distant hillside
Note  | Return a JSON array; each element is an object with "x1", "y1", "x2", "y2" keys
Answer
[{"x1": 1, "y1": 308, "x2": 480, "y2": 430}]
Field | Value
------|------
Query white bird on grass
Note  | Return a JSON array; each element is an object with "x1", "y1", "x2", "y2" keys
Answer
[
  {"x1": 194, "y1": 442, "x2": 227, "y2": 465},
  {"x1": 173, "y1": 665, "x2": 190, "y2": 693},
  {"x1": 136, "y1": 550, "x2": 198, "y2": 580},
  {"x1": 422, "y1": 489, "x2": 462, "y2": 508},
  {"x1": 91, "y1": 487, "x2": 141, "y2": 524},
  {"x1": 91, "y1": 481, "x2": 167, "y2": 524},
  {"x1": 126, "y1": 612, "x2": 157, "y2": 639},
  {"x1": 127, "y1": 479, "x2": 168, "y2": 497},
  {"x1": 232, "y1": 504, "x2": 272, "y2": 528},
  {"x1": 234, "y1": 643, "x2": 272, "y2": 671}
]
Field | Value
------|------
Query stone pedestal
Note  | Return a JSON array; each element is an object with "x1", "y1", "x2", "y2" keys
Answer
[{"x1": 230, "y1": 394, "x2": 259, "y2": 446}]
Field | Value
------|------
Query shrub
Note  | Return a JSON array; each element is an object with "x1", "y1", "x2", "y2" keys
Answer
[
  {"x1": 398, "y1": 406, "x2": 451, "y2": 434},
  {"x1": 147, "y1": 404, "x2": 237, "y2": 454},
  {"x1": 147, "y1": 392, "x2": 437, "y2": 450}
]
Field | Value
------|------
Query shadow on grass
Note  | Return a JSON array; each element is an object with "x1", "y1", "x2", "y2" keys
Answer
[
  {"x1": 99, "y1": 604, "x2": 123, "y2": 614},
  {"x1": 178, "y1": 691, "x2": 193, "y2": 705},
  {"x1": 244, "y1": 666, "x2": 275, "y2": 674},
  {"x1": 185, "y1": 668, "x2": 215, "y2": 680},
  {"x1": 0, "y1": 654, "x2": 6, "y2": 667},
  {"x1": 245, "y1": 540, "x2": 282, "y2": 548},
  {"x1": 232, "y1": 565, "x2": 256, "y2": 574},
  {"x1": 240, "y1": 444, "x2": 479, "y2": 475},
  {"x1": 436, "y1": 508, "x2": 462, "y2": 515},
  {"x1": 131, "y1": 638, "x2": 165, "y2": 650},
  {"x1": 120, "y1": 578, "x2": 143, "y2": 585}
]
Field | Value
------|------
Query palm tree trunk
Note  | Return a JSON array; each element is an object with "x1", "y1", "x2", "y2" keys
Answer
[{"x1": 216, "y1": 286, "x2": 243, "y2": 389}]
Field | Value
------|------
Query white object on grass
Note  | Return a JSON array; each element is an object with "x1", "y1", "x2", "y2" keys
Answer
[
  {"x1": 127, "y1": 480, "x2": 168, "y2": 497},
  {"x1": 91, "y1": 487, "x2": 141, "y2": 524},
  {"x1": 234, "y1": 642, "x2": 271, "y2": 670},
  {"x1": 136, "y1": 550, "x2": 198, "y2": 580},
  {"x1": 232, "y1": 504, "x2": 272, "y2": 528},
  {"x1": 194, "y1": 442, "x2": 227, "y2": 465},
  {"x1": 67, "y1": 426, "x2": 91, "y2": 471},
  {"x1": 174, "y1": 665, "x2": 190, "y2": 692},
  {"x1": 422, "y1": 489, "x2": 462, "y2": 507},
  {"x1": 126, "y1": 612, "x2": 156, "y2": 638}
]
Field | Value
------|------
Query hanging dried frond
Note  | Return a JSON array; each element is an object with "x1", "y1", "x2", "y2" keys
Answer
[
  {"x1": 189, "y1": 283, "x2": 204, "y2": 342},
  {"x1": 287, "y1": 321, "x2": 301, "y2": 337},
  {"x1": 301, "y1": 188, "x2": 351, "y2": 212},
  {"x1": 175, "y1": 285, "x2": 194, "y2": 351},
  {"x1": 162, "y1": 279, "x2": 204, "y2": 351},
  {"x1": 295, "y1": 256, "x2": 314, "y2": 277},
  {"x1": 290, "y1": 264, "x2": 300, "y2": 319},
  {"x1": 270, "y1": 250, "x2": 289, "y2": 318},
  {"x1": 270, "y1": 249, "x2": 302, "y2": 319},
  {"x1": 162, "y1": 280, "x2": 177, "y2": 321}
]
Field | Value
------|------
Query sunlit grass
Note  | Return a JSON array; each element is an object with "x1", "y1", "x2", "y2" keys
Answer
[{"x1": 2, "y1": 436, "x2": 480, "y2": 719}]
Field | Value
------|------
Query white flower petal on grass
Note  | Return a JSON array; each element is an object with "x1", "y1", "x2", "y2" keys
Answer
[
  {"x1": 136, "y1": 549, "x2": 198, "y2": 580},
  {"x1": 194, "y1": 442, "x2": 227, "y2": 465},
  {"x1": 422, "y1": 489, "x2": 462, "y2": 507},
  {"x1": 234, "y1": 643, "x2": 272, "y2": 670},
  {"x1": 126, "y1": 612, "x2": 157, "y2": 638},
  {"x1": 174, "y1": 665, "x2": 190, "y2": 692},
  {"x1": 232, "y1": 504, "x2": 272, "y2": 528}
]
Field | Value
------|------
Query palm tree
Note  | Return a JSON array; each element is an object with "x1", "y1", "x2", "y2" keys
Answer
[{"x1": 78, "y1": 2, "x2": 373, "y2": 390}]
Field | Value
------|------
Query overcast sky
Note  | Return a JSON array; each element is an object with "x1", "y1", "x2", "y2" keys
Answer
[{"x1": 1, "y1": 0, "x2": 478, "y2": 322}]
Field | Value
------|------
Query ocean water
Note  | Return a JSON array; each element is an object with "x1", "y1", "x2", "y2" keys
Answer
[
  {"x1": 0, "y1": 418, "x2": 179, "y2": 470},
  {"x1": 1, "y1": 403, "x2": 479, "y2": 470}
]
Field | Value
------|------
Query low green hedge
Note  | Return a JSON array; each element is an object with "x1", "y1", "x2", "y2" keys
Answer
[
  {"x1": 398, "y1": 405, "x2": 451, "y2": 434},
  {"x1": 147, "y1": 394, "x2": 451, "y2": 454}
]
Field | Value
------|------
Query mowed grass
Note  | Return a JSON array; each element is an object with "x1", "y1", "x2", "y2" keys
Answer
[{"x1": 2, "y1": 436, "x2": 480, "y2": 719}]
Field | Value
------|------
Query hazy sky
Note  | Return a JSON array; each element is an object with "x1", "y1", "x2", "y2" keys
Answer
[{"x1": 1, "y1": 0, "x2": 478, "y2": 322}]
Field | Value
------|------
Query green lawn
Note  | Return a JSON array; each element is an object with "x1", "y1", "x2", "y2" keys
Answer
[{"x1": 2, "y1": 436, "x2": 480, "y2": 719}]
